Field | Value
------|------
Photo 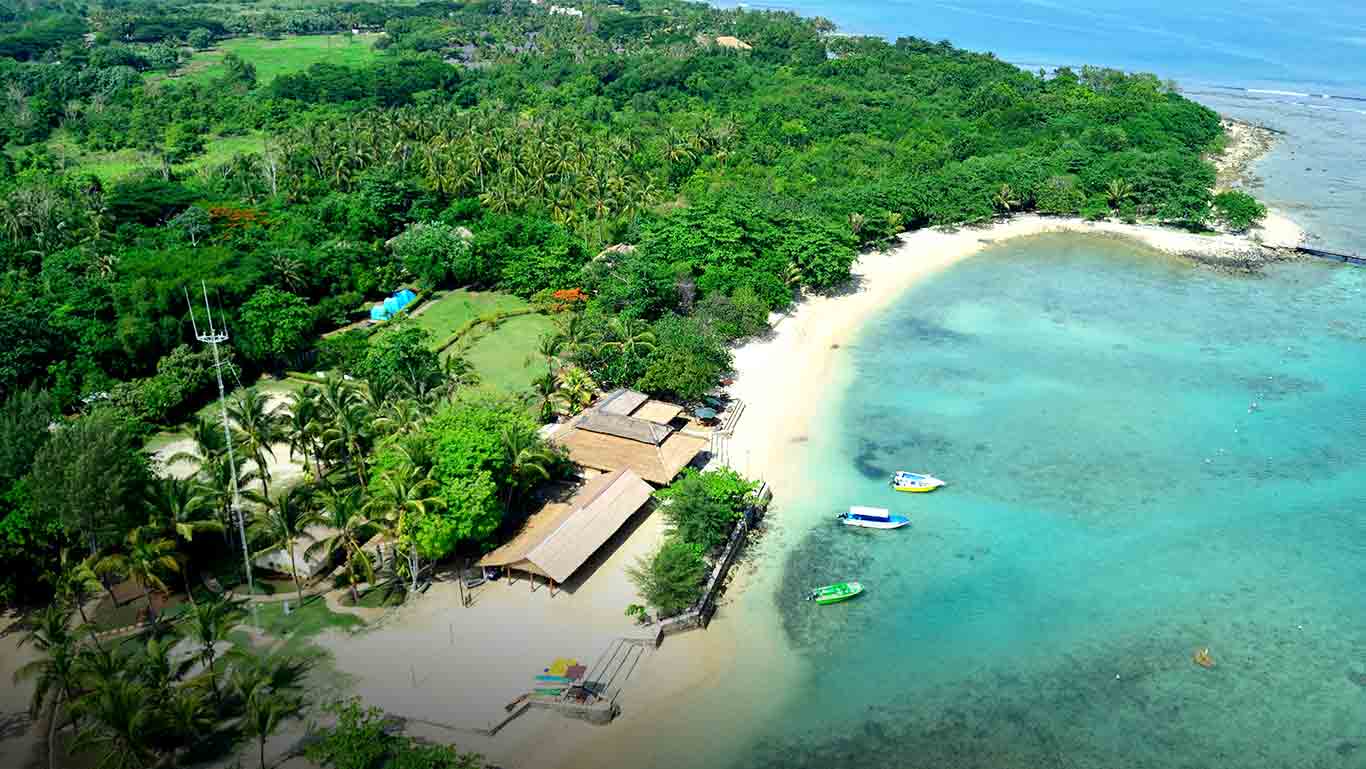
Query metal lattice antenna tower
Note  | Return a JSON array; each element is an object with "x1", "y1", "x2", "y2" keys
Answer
[{"x1": 186, "y1": 283, "x2": 257, "y2": 613}]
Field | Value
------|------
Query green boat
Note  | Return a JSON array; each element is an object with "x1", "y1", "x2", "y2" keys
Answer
[{"x1": 806, "y1": 581, "x2": 864, "y2": 605}]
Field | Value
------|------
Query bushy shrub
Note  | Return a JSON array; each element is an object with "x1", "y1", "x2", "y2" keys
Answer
[
  {"x1": 390, "y1": 221, "x2": 477, "y2": 289},
  {"x1": 1034, "y1": 176, "x2": 1085, "y2": 216},
  {"x1": 626, "y1": 537, "x2": 707, "y2": 617},
  {"x1": 317, "y1": 330, "x2": 370, "y2": 375},
  {"x1": 636, "y1": 315, "x2": 731, "y2": 402},
  {"x1": 654, "y1": 467, "x2": 757, "y2": 552},
  {"x1": 306, "y1": 698, "x2": 485, "y2": 769},
  {"x1": 356, "y1": 325, "x2": 438, "y2": 391},
  {"x1": 237, "y1": 287, "x2": 315, "y2": 364},
  {"x1": 1212, "y1": 190, "x2": 1267, "y2": 232},
  {"x1": 696, "y1": 286, "x2": 769, "y2": 341}
]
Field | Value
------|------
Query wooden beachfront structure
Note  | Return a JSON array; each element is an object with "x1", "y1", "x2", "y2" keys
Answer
[
  {"x1": 477, "y1": 468, "x2": 654, "y2": 586},
  {"x1": 549, "y1": 389, "x2": 707, "y2": 486}
]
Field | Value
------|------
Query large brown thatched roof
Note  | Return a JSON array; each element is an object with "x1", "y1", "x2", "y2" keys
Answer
[
  {"x1": 551, "y1": 389, "x2": 706, "y2": 484},
  {"x1": 477, "y1": 469, "x2": 654, "y2": 583},
  {"x1": 554, "y1": 428, "x2": 707, "y2": 485}
]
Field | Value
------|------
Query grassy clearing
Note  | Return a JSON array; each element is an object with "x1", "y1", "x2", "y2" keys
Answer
[
  {"x1": 45, "y1": 129, "x2": 267, "y2": 183},
  {"x1": 462, "y1": 313, "x2": 558, "y2": 395},
  {"x1": 249, "y1": 595, "x2": 364, "y2": 639},
  {"x1": 179, "y1": 33, "x2": 383, "y2": 85},
  {"x1": 400, "y1": 289, "x2": 531, "y2": 341},
  {"x1": 396, "y1": 289, "x2": 557, "y2": 395}
]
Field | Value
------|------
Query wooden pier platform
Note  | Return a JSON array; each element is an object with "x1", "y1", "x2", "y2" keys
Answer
[{"x1": 1296, "y1": 246, "x2": 1365, "y2": 266}]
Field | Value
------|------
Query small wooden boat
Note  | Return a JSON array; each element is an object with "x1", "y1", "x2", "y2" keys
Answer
[
  {"x1": 837, "y1": 506, "x2": 909, "y2": 529},
  {"x1": 891, "y1": 470, "x2": 946, "y2": 493},
  {"x1": 806, "y1": 581, "x2": 864, "y2": 605}
]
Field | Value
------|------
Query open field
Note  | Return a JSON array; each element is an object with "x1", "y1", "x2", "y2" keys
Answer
[
  {"x1": 381, "y1": 289, "x2": 555, "y2": 395},
  {"x1": 176, "y1": 33, "x2": 383, "y2": 85},
  {"x1": 401, "y1": 289, "x2": 530, "y2": 340},
  {"x1": 43, "y1": 130, "x2": 267, "y2": 183},
  {"x1": 463, "y1": 312, "x2": 557, "y2": 395}
]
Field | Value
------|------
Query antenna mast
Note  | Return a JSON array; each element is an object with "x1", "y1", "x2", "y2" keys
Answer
[{"x1": 186, "y1": 283, "x2": 257, "y2": 615}]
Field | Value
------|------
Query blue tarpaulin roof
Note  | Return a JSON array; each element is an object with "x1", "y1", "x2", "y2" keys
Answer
[{"x1": 369, "y1": 289, "x2": 418, "y2": 321}]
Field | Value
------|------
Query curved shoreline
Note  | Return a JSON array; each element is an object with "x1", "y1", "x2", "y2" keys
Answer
[{"x1": 539, "y1": 207, "x2": 1307, "y2": 769}]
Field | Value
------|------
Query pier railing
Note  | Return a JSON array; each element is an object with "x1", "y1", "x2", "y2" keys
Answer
[{"x1": 1296, "y1": 246, "x2": 1365, "y2": 266}]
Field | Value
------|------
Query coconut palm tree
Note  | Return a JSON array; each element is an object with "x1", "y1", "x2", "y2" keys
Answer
[
  {"x1": 1106, "y1": 177, "x2": 1134, "y2": 210},
  {"x1": 248, "y1": 486, "x2": 320, "y2": 599},
  {"x1": 527, "y1": 372, "x2": 565, "y2": 423},
  {"x1": 555, "y1": 365, "x2": 597, "y2": 416},
  {"x1": 269, "y1": 252, "x2": 305, "y2": 293},
  {"x1": 438, "y1": 354, "x2": 479, "y2": 402},
  {"x1": 500, "y1": 427, "x2": 556, "y2": 513},
  {"x1": 282, "y1": 386, "x2": 324, "y2": 481},
  {"x1": 167, "y1": 416, "x2": 227, "y2": 473},
  {"x1": 228, "y1": 388, "x2": 283, "y2": 500},
  {"x1": 553, "y1": 313, "x2": 592, "y2": 358},
  {"x1": 993, "y1": 183, "x2": 1021, "y2": 215},
  {"x1": 180, "y1": 594, "x2": 246, "y2": 710},
  {"x1": 95, "y1": 528, "x2": 180, "y2": 621},
  {"x1": 321, "y1": 399, "x2": 372, "y2": 489},
  {"x1": 69, "y1": 678, "x2": 160, "y2": 769},
  {"x1": 145, "y1": 476, "x2": 222, "y2": 606},
  {"x1": 372, "y1": 397, "x2": 427, "y2": 439},
  {"x1": 135, "y1": 634, "x2": 190, "y2": 699},
  {"x1": 366, "y1": 464, "x2": 443, "y2": 592},
  {"x1": 600, "y1": 317, "x2": 656, "y2": 358},
  {"x1": 306, "y1": 486, "x2": 378, "y2": 604},
  {"x1": 13, "y1": 605, "x2": 81, "y2": 721},
  {"x1": 161, "y1": 688, "x2": 213, "y2": 764},
  {"x1": 192, "y1": 456, "x2": 261, "y2": 540},
  {"x1": 51, "y1": 549, "x2": 107, "y2": 650},
  {"x1": 242, "y1": 689, "x2": 302, "y2": 769}
]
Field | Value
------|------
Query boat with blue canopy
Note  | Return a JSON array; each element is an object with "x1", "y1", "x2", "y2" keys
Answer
[{"x1": 837, "y1": 506, "x2": 910, "y2": 529}]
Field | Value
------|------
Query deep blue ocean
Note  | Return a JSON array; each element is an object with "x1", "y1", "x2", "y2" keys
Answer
[{"x1": 715, "y1": 0, "x2": 1366, "y2": 253}]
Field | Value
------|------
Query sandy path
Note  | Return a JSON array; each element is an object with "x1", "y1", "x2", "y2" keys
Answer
[{"x1": 0, "y1": 613, "x2": 40, "y2": 769}]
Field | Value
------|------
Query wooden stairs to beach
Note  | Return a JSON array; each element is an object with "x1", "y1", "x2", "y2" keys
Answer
[{"x1": 582, "y1": 637, "x2": 651, "y2": 702}]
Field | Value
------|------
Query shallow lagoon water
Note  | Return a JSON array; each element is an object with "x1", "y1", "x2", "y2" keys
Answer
[{"x1": 681, "y1": 234, "x2": 1365, "y2": 769}]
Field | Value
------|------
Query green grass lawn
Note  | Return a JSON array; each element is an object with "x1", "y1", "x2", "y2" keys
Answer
[
  {"x1": 391, "y1": 289, "x2": 557, "y2": 395},
  {"x1": 178, "y1": 33, "x2": 383, "y2": 85},
  {"x1": 462, "y1": 313, "x2": 558, "y2": 395},
  {"x1": 248, "y1": 595, "x2": 363, "y2": 639},
  {"x1": 401, "y1": 289, "x2": 531, "y2": 341}
]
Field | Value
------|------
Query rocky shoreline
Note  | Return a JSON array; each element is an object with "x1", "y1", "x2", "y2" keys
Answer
[{"x1": 1212, "y1": 118, "x2": 1283, "y2": 191}]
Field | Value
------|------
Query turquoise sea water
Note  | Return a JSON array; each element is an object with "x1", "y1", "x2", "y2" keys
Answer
[
  {"x1": 715, "y1": 0, "x2": 1366, "y2": 253},
  {"x1": 635, "y1": 235, "x2": 1365, "y2": 769}
]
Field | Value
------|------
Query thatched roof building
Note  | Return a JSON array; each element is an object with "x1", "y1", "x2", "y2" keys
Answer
[
  {"x1": 551, "y1": 389, "x2": 707, "y2": 485},
  {"x1": 477, "y1": 469, "x2": 654, "y2": 583}
]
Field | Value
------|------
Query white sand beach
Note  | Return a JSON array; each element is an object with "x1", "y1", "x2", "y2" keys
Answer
[{"x1": 726, "y1": 210, "x2": 1302, "y2": 493}]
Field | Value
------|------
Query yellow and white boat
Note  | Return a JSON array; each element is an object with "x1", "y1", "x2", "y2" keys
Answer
[{"x1": 890, "y1": 471, "x2": 946, "y2": 493}]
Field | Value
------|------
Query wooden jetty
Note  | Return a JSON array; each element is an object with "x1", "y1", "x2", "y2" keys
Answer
[{"x1": 1296, "y1": 246, "x2": 1365, "y2": 266}]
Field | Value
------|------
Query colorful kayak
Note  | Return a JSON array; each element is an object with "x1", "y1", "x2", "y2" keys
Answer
[
  {"x1": 838, "y1": 506, "x2": 909, "y2": 529},
  {"x1": 891, "y1": 471, "x2": 946, "y2": 492},
  {"x1": 806, "y1": 582, "x2": 864, "y2": 605}
]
